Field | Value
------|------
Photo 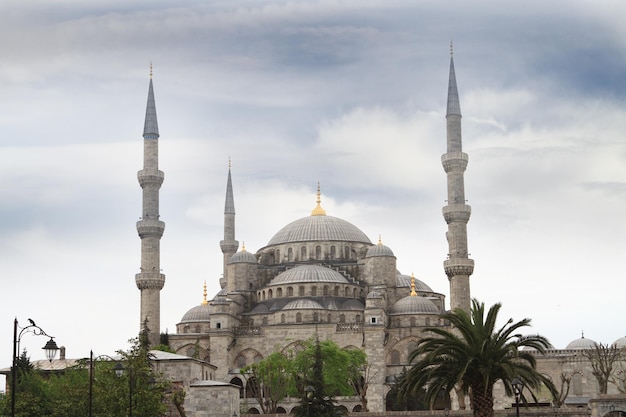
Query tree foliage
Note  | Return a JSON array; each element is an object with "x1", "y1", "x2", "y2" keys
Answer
[
  {"x1": 399, "y1": 299, "x2": 556, "y2": 417},
  {"x1": 241, "y1": 351, "x2": 293, "y2": 414}
]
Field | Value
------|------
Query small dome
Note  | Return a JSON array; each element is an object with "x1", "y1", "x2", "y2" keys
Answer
[
  {"x1": 366, "y1": 238, "x2": 395, "y2": 258},
  {"x1": 283, "y1": 299, "x2": 324, "y2": 310},
  {"x1": 613, "y1": 336, "x2": 626, "y2": 348},
  {"x1": 269, "y1": 265, "x2": 349, "y2": 285},
  {"x1": 229, "y1": 245, "x2": 257, "y2": 264},
  {"x1": 396, "y1": 273, "x2": 433, "y2": 292},
  {"x1": 566, "y1": 334, "x2": 597, "y2": 349},
  {"x1": 180, "y1": 303, "x2": 211, "y2": 323},
  {"x1": 390, "y1": 295, "x2": 439, "y2": 315}
]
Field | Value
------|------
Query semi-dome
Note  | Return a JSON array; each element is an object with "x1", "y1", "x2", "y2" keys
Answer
[
  {"x1": 180, "y1": 303, "x2": 211, "y2": 323},
  {"x1": 366, "y1": 237, "x2": 395, "y2": 258},
  {"x1": 390, "y1": 295, "x2": 439, "y2": 315},
  {"x1": 396, "y1": 273, "x2": 433, "y2": 292},
  {"x1": 269, "y1": 264, "x2": 349, "y2": 285},
  {"x1": 283, "y1": 299, "x2": 324, "y2": 310},
  {"x1": 229, "y1": 244, "x2": 257, "y2": 263},
  {"x1": 341, "y1": 299, "x2": 365, "y2": 310},
  {"x1": 566, "y1": 334, "x2": 597, "y2": 349}
]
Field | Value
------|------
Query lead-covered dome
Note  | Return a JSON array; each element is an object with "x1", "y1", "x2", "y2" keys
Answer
[
  {"x1": 566, "y1": 334, "x2": 597, "y2": 349},
  {"x1": 269, "y1": 264, "x2": 349, "y2": 285},
  {"x1": 612, "y1": 336, "x2": 626, "y2": 348},
  {"x1": 180, "y1": 303, "x2": 211, "y2": 323},
  {"x1": 267, "y1": 215, "x2": 371, "y2": 246},
  {"x1": 229, "y1": 245, "x2": 257, "y2": 263},
  {"x1": 397, "y1": 273, "x2": 433, "y2": 292},
  {"x1": 366, "y1": 237, "x2": 394, "y2": 258},
  {"x1": 390, "y1": 295, "x2": 439, "y2": 315}
]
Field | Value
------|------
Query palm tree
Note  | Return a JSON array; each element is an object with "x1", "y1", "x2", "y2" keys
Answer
[{"x1": 399, "y1": 299, "x2": 556, "y2": 417}]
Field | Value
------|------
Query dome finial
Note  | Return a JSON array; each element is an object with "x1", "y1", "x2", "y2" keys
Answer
[
  {"x1": 202, "y1": 281, "x2": 208, "y2": 305},
  {"x1": 311, "y1": 182, "x2": 327, "y2": 216},
  {"x1": 378, "y1": 235, "x2": 383, "y2": 245},
  {"x1": 410, "y1": 272, "x2": 417, "y2": 296},
  {"x1": 241, "y1": 241, "x2": 247, "y2": 252}
]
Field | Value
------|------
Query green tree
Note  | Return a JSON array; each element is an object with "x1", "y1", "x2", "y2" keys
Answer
[
  {"x1": 241, "y1": 351, "x2": 293, "y2": 414},
  {"x1": 293, "y1": 339, "x2": 345, "y2": 417},
  {"x1": 399, "y1": 299, "x2": 556, "y2": 417}
]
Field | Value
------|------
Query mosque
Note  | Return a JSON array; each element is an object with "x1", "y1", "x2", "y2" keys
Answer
[{"x1": 131, "y1": 55, "x2": 626, "y2": 415}]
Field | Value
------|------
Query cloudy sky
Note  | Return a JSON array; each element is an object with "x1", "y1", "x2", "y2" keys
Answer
[{"x1": 1, "y1": 0, "x2": 625, "y2": 383}]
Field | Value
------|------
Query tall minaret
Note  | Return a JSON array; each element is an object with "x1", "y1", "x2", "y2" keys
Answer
[
  {"x1": 220, "y1": 160, "x2": 239, "y2": 283},
  {"x1": 442, "y1": 45, "x2": 474, "y2": 312},
  {"x1": 135, "y1": 67, "x2": 165, "y2": 347}
]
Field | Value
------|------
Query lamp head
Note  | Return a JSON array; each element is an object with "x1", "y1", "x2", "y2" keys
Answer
[{"x1": 42, "y1": 338, "x2": 59, "y2": 362}]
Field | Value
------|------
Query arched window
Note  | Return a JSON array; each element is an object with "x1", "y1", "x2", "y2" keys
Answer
[
  {"x1": 344, "y1": 246, "x2": 350, "y2": 259},
  {"x1": 345, "y1": 287, "x2": 350, "y2": 297},
  {"x1": 281, "y1": 314, "x2": 285, "y2": 323},
  {"x1": 277, "y1": 288, "x2": 283, "y2": 297},
  {"x1": 288, "y1": 247, "x2": 293, "y2": 262},
  {"x1": 299, "y1": 286, "x2": 305, "y2": 296},
  {"x1": 353, "y1": 288, "x2": 357, "y2": 297},
  {"x1": 330, "y1": 246, "x2": 336, "y2": 259},
  {"x1": 268, "y1": 289, "x2": 273, "y2": 299},
  {"x1": 296, "y1": 313, "x2": 302, "y2": 323},
  {"x1": 391, "y1": 350, "x2": 400, "y2": 365},
  {"x1": 327, "y1": 313, "x2": 332, "y2": 323},
  {"x1": 301, "y1": 246, "x2": 307, "y2": 260},
  {"x1": 262, "y1": 317, "x2": 268, "y2": 325},
  {"x1": 311, "y1": 286, "x2": 317, "y2": 296},
  {"x1": 410, "y1": 317, "x2": 416, "y2": 327},
  {"x1": 276, "y1": 249, "x2": 280, "y2": 263},
  {"x1": 316, "y1": 246, "x2": 321, "y2": 260},
  {"x1": 334, "y1": 286, "x2": 340, "y2": 296},
  {"x1": 230, "y1": 377, "x2": 244, "y2": 398},
  {"x1": 323, "y1": 285, "x2": 329, "y2": 296},
  {"x1": 195, "y1": 325, "x2": 201, "y2": 333},
  {"x1": 287, "y1": 286, "x2": 293, "y2": 296},
  {"x1": 236, "y1": 355, "x2": 246, "y2": 368},
  {"x1": 355, "y1": 314, "x2": 361, "y2": 323},
  {"x1": 313, "y1": 312, "x2": 319, "y2": 322},
  {"x1": 425, "y1": 317, "x2": 430, "y2": 326},
  {"x1": 339, "y1": 314, "x2": 346, "y2": 323}
]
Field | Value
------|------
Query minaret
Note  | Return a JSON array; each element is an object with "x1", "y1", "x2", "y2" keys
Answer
[
  {"x1": 442, "y1": 45, "x2": 474, "y2": 312},
  {"x1": 220, "y1": 160, "x2": 239, "y2": 282},
  {"x1": 135, "y1": 66, "x2": 165, "y2": 347}
]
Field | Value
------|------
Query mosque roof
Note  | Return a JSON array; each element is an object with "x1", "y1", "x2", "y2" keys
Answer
[
  {"x1": 180, "y1": 283, "x2": 211, "y2": 322},
  {"x1": 269, "y1": 265, "x2": 349, "y2": 285},
  {"x1": 283, "y1": 299, "x2": 324, "y2": 310},
  {"x1": 396, "y1": 273, "x2": 433, "y2": 292},
  {"x1": 229, "y1": 244, "x2": 257, "y2": 263},
  {"x1": 265, "y1": 185, "x2": 372, "y2": 247},
  {"x1": 366, "y1": 236, "x2": 395, "y2": 258},
  {"x1": 390, "y1": 295, "x2": 439, "y2": 315},
  {"x1": 565, "y1": 334, "x2": 597, "y2": 349}
]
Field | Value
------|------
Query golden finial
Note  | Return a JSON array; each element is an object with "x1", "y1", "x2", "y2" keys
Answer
[
  {"x1": 150, "y1": 62, "x2": 153, "y2": 79},
  {"x1": 450, "y1": 41, "x2": 454, "y2": 57},
  {"x1": 241, "y1": 242, "x2": 247, "y2": 252},
  {"x1": 377, "y1": 235, "x2": 383, "y2": 245},
  {"x1": 410, "y1": 272, "x2": 417, "y2": 296},
  {"x1": 311, "y1": 182, "x2": 327, "y2": 216},
  {"x1": 202, "y1": 281, "x2": 208, "y2": 305}
]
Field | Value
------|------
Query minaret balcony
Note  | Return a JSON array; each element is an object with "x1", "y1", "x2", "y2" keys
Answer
[
  {"x1": 135, "y1": 271, "x2": 165, "y2": 290},
  {"x1": 442, "y1": 204, "x2": 471, "y2": 223},
  {"x1": 441, "y1": 152, "x2": 468, "y2": 172},
  {"x1": 136, "y1": 219, "x2": 165, "y2": 238},
  {"x1": 443, "y1": 258, "x2": 474, "y2": 278},
  {"x1": 137, "y1": 170, "x2": 165, "y2": 187}
]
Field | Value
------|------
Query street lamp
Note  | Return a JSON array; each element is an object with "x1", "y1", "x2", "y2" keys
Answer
[
  {"x1": 304, "y1": 385, "x2": 315, "y2": 417},
  {"x1": 88, "y1": 350, "x2": 123, "y2": 417},
  {"x1": 511, "y1": 378, "x2": 523, "y2": 417},
  {"x1": 11, "y1": 318, "x2": 59, "y2": 417},
  {"x1": 114, "y1": 362, "x2": 134, "y2": 417}
]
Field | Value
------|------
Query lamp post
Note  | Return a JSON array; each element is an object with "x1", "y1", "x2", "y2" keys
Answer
[
  {"x1": 88, "y1": 350, "x2": 123, "y2": 417},
  {"x1": 115, "y1": 362, "x2": 134, "y2": 417},
  {"x1": 11, "y1": 317, "x2": 59, "y2": 417},
  {"x1": 511, "y1": 378, "x2": 523, "y2": 417},
  {"x1": 304, "y1": 385, "x2": 315, "y2": 417}
]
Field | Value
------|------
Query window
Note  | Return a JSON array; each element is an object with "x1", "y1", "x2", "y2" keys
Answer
[
  {"x1": 288, "y1": 247, "x2": 293, "y2": 262},
  {"x1": 339, "y1": 314, "x2": 346, "y2": 323},
  {"x1": 277, "y1": 288, "x2": 283, "y2": 297},
  {"x1": 301, "y1": 246, "x2": 307, "y2": 260},
  {"x1": 311, "y1": 286, "x2": 317, "y2": 296},
  {"x1": 281, "y1": 314, "x2": 285, "y2": 323},
  {"x1": 316, "y1": 245, "x2": 321, "y2": 260},
  {"x1": 299, "y1": 286, "x2": 305, "y2": 296},
  {"x1": 370, "y1": 317, "x2": 377, "y2": 324},
  {"x1": 287, "y1": 286, "x2": 293, "y2": 296},
  {"x1": 296, "y1": 313, "x2": 302, "y2": 323},
  {"x1": 330, "y1": 246, "x2": 336, "y2": 259}
]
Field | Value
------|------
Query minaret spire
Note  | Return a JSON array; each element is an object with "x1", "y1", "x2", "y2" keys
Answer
[
  {"x1": 442, "y1": 49, "x2": 474, "y2": 312},
  {"x1": 220, "y1": 159, "x2": 239, "y2": 283},
  {"x1": 135, "y1": 67, "x2": 166, "y2": 347}
]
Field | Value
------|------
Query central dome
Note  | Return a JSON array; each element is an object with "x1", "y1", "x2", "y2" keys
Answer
[{"x1": 267, "y1": 215, "x2": 372, "y2": 246}]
